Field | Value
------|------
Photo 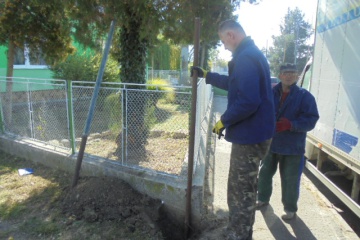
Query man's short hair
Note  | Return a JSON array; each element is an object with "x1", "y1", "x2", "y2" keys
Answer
[
  {"x1": 280, "y1": 63, "x2": 297, "y2": 72},
  {"x1": 218, "y1": 19, "x2": 245, "y2": 34}
]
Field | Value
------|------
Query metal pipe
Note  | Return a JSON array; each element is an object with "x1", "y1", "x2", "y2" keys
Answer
[
  {"x1": 66, "y1": 80, "x2": 76, "y2": 154},
  {"x1": 184, "y1": 17, "x2": 200, "y2": 239},
  {"x1": 72, "y1": 20, "x2": 116, "y2": 188}
]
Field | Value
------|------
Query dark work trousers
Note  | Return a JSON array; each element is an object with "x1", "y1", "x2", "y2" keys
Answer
[
  {"x1": 227, "y1": 139, "x2": 271, "y2": 240},
  {"x1": 257, "y1": 153, "x2": 305, "y2": 212}
]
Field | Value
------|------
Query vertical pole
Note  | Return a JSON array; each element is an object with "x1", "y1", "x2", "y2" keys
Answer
[
  {"x1": 184, "y1": 17, "x2": 200, "y2": 239},
  {"x1": 28, "y1": 82, "x2": 35, "y2": 139},
  {"x1": 146, "y1": 64, "x2": 148, "y2": 82},
  {"x1": 351, "y1": 173, "x2": 359, "y2": 202},
  {"x1": 66, "y1": 80, "x2": 76, "y2": 154},
  {"x1": 72, "y1": 20, "x2": 116, "y2": 188},
  {"x1": 0, "y1": 94, "x2": 4, "y2": 133},
  {"x1": 316, "y1": 148, "x2": 327, "y2": 171}
]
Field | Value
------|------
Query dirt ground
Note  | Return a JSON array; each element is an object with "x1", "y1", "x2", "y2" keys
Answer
[
  {"x1": 0, "y1": 147, "x2": 222, "y2": 240},
  {"x1": 83, "y1": 130, "x2": 189, "y2": 176},
  {"x1": 61, "y1": 176, "x2": 178, "y2": 239},
  {"x1": 62, "y1": 176, "x2": 223, "y2": 240}
]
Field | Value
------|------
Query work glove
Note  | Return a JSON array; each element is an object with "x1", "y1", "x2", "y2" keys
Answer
[
  {"x1": 276, "y1": 117, "x2": 292, "y2": 132},
  {"x1": 190, "y1": 66, "x2": 208, "y2": 78},
  {"x1": 212, "y1": 120, "x2": 225, "y2": 139}
]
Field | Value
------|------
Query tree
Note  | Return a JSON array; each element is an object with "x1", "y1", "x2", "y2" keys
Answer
[
  {"x1": 267, "y1": 7, "x2": 313, "y2": 76},
  {"x1": 0, "y1": 0, "x2": 74, "y2": 75},
  {"x1": 0, "y1": 0, "x2": 74, "y2": 124},
  {"x1": 163, "y1": 0, "x2": 236, "y2": 70},
  {"x1": 147, "y1": 38, "x2": 181, "y2": 71}
]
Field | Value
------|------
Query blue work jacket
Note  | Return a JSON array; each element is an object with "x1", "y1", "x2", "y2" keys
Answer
[
  {"x1": 206, "y1": 37, "x2": 275, "y2": 144},
  {"x1": 271, "y1": 83, "x2": 319, "y2": 155}
]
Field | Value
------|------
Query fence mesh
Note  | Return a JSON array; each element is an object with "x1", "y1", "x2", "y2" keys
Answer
[{"x1": 0, "y1": 77, "x2": 212, "y2": 178}]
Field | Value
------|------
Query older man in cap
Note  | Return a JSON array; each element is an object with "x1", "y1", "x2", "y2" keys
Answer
[{"x1": 256, "y1": 63, "x2": 319, "y2": 220}]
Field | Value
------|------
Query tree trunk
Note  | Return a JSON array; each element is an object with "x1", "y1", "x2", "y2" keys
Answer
[{"x1": 117, "y1": 18, "x2": 149, "y2": 159}]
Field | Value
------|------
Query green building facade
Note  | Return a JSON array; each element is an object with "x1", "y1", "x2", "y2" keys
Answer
[{"x1": 0, "y1": 45, "x2": 54, "y2": 79}]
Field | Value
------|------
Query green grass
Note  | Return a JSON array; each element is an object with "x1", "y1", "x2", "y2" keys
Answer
[
  {"x1": 0, "y1": 152, "x2": 68, "y2": 238},
  {"x1": 0, "y1": 201, "x2": 27, "y2": 220}
]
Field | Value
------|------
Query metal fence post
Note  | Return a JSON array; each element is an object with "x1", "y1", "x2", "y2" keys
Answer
[
  {"x1": 66, "y1": 80, "x2": 76, "y2": 154},
  {"x1": 27, "y1": 81, "x2": 35, "y2": 139},
  {"x1": 0, "y1": 96, "x2": 4, "y2": 134},
  {"x1": 185, "y1": 17, "x2": 200, "y2": 238},
  {"x1": 72, "y1": 20, "x2": 116, "y2": 188}
]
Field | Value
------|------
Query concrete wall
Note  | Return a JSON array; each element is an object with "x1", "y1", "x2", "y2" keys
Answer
[{"x1": 0, "y1": 134, "x2": 207, "y2": 227}]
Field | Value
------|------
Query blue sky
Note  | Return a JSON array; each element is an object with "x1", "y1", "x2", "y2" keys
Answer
[{"x1": 219, "y1": 0, "x2": 318, "y2": 60}]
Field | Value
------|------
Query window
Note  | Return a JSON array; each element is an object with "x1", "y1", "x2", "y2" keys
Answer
[{"x1": 14, "y1": 45, "x2": 47, "y2": 69}]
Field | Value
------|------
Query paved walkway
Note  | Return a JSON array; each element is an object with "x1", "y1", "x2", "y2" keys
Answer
[{"x1": 208, "y1": 96, "x2": 358, "y2": 240}]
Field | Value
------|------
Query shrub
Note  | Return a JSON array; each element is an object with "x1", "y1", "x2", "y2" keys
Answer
[
  {"x1": 50, "y1": 52, "x2": 120, "y2": 83},
  {"x1": 147, "y1": 78, "x2": 175, "y2": 103}
]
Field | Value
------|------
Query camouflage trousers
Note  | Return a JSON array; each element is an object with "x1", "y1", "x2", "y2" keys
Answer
[{"x1": 226, "y1": 139, "x2": 271, "y2": 240}]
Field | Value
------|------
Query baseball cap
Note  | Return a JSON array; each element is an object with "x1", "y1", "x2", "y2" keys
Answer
[{"x1": 280, "y1": 63, "x2": 297, "y2": 72}]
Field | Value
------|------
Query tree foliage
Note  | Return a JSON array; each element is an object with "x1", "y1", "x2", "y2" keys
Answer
[
  {"x1": 68, "y1": 0, "x2": 260, "y2": 76},
  {"x1": 0, "y1": 0, "x2": 74, "y2": 66},
  {"x1": 0, "y1": 0, "x2": 74, "y2": 125},
  {"x1": 162, "y1": 0, "x2": 260, "y2": 69},
  {"x1": 147, "y1": 39, "x2": 181, "y2": 70},
  {"x1": 267, "y1": 7, "x2": 313, "y2": 76},
  {"x1": 162, "y1": 0, "x2": 235, "y2": 69}
]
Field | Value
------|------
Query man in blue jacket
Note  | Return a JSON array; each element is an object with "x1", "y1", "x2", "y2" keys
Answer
[
  {"x1": 191, "y1": 19, "x2": 275, "y2": 240},
  {"x1": 256, "y1": 63, "x2": 319, "y2": 220}
]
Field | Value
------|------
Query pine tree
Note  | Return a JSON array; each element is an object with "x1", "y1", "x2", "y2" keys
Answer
[{"x1": 267, "y1": 7, "x2": 313, "y2": 76}]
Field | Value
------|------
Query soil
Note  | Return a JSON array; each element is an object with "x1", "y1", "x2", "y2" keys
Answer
[
  {"x1": 61, "y1": 176, "x2": 221, "y2": 240},
  {"x1": 0, "y1": 152, "x2": 193, "y2": 240},
  {"x1": 83, "y1": 130, "x2": 189, "y2": 176},
  {"x1": 61, "y1": 176, "x2": 177, "y2": 239}
]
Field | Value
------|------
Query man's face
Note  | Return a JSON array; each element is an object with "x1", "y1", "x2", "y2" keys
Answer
[
  {"x1": 219, "y1": 31, "x2": 235, "y2": 53},
  {"x1": 279, "y1": 71, "x2": 298, "y2": 87}
]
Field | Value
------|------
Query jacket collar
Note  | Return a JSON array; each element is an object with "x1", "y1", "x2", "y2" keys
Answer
[
  {"x1": 274, "y1": 82, "x2": 299, "y2": 95},
  {"x1": 232, "y1": 36, "x2": 254, "y2": 58}
]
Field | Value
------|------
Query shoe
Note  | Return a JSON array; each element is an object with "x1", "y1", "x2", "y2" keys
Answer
[
  {"x1": 281, "y1": 211, "x2": 296, "y2": 220},
  {"x1": 256, "y1": 200, "x2": 268, "y2": 209}
]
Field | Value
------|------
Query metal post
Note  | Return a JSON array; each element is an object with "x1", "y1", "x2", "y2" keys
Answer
[
  {"x1": 66, "y1": 80, "x2": 76, "y2": 154},
  {"x1": 72, "y1": 20, "x2": 116, "y2": 188},
  {"x1": 316, "y1": 148, "x2": 327, "y2": 171},
  {"x1": 0, "y1": 94, "x2": 5, "y2": 134},
  {"x1": 184, "y1": 17, "x2": 200, "y2": 239}
]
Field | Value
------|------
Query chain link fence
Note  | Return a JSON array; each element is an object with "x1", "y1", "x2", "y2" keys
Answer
[
  {"x1": 147, "y1": 70, "x2": 190, "y2": 86},
  {"x1": 0, "y1": 77, "x2": 212, "y2": 178}
]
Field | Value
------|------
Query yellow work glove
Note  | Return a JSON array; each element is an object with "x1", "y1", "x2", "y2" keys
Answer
[
  {"x1": 190, "y1": 66, "x2": 208, "y2": 78},
  {"x1": 212, "y1": 120, "x2": 225, "y2": 139}
]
